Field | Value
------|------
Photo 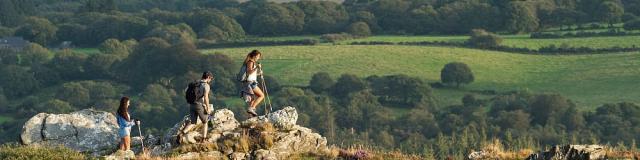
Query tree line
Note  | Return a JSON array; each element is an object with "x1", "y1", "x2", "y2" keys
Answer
[{"x1": 2, "y1": 0, "x2": 640, "y2": 47}]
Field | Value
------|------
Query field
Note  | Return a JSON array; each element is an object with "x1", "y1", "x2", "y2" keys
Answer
[
  {"x1": 203, "y1": 45, "x2": 640, "y2": 109},
  {"x1": 0, "y1": 115, "x2": 12, "y2": 124},
  {"x1": 341, "y1": 35, "x2": 640, "y2": 49}
]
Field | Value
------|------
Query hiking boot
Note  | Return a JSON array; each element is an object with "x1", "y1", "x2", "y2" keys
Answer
[{"x1": 247, "y1": 108, "x2": 258, "y2": 117}]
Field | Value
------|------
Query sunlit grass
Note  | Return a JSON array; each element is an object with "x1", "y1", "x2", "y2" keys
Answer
[{"x1": 203, "y1": 45, "x2": 640, "y2": 109}]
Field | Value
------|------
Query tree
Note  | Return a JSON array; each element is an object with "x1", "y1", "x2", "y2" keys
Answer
[
  {"x1": 436, "y1": 1, "x2": 502, "y2": 34},
  {"x1": 19, "y1": 43, "x2": 51, "y2": 66},
  {"x1": 84, "y1": 54, "x2": 119, "y2": 79},
  {"x1": 369, "y1": 75, "x2": 434, "y2": 108},
  {"x1": 624, "y1": 18, "x2": 640, "y2": 30},
  {"x1": 371, "y1": 0, "x2": 411, "y2": 33},
  {"x1": 505, "y1": 2, "x2": 539, "y2": 33},
  {"x1": 494, "y1": 110, "x2": 531, "y2": 131},
  {"x1": 250, "y1": 4, "x2": 305, "y2": 35},
  {"x1": 55, "y1": 23, "x2": 87, "y2": 46},
  {"x1": 0, "y1": 0, "x2": 35, "y2": 26},
  {"x1": 347, "y1": 22, "x2": 372, "y2": 37},
  {"x1": 350, "y1": 11, "x2": 380, "y2": 33},
  {"x1": 330, "y1": 74, "x2": 366, "y2": 99},
  {"x1": 440, "y1": 62, "x2": 474, "y2": 87},
  {"x1": 309, "y1": 72, "x2": 334, "y2": 93},
  {"x1": 36, "y1": 99, "x2": 74, "y2": 114},
  {"x1": 85, "y1": 14, "x2": 150, "y2": 46},
  {"x1": 596, "y1": 1, "x2": 625, "y2": 27},
  {"x1": 117, "y1": 38, "x2": 201, "y2": 90},
  {"x1": 99, "y1": 39, "x2": 132, "y2": 58},
  {"x1": 187, "y1": 9, "x2": 245, "y2": 40},
  {"x1": 57, "y1": 82, "x2": 91, "y2": 107},
  {"x1": 295, "y1": 1, "x2": 349, "y2": 34},
  {"x1": 198, "y1": 25, "x2": 227, "y2": 41},
  {"x1": 529, "y1": 94, "x2": 573, "y2": 126},
  {"x1": 46, "y1": 50, "x2": 88, "y2": 81},
  {"x1": 79, "y1": 0, "x2": 118, "y2": 13},
  {"x1": 142, "y1": 84, "x2": 176, "y2": 107},
  {"x1": 14, "y1": 17, "x2": 58, "y2": 46},
  {"x1": 0, "y1": 65, "x2": 39, "y2": 98},
  {"x1": 146, "y1": 23, "x2": 197, "y2": 44},
  {"x1": 409, "y1": 5, "x2": 439, "y2": 34},
  {"x1": 0, "y1": 26, "x2": 14, "y2": 37},
  {"x1": 467, "y1": 29, "x2": 502, "y2": 49},
  {"x1": 543, "y1": 8, "x2": 580, "y2": 30}
]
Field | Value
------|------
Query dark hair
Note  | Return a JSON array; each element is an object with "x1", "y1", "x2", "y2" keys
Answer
[
  {"x1": 202, "y1": 71, "x2": 213, "y2": 79},
  {"x1": 117, "y1": 97, "x2": 130, "y2": 121},
  {"x1": 243, "y1": 50, "x2": 261, "y2": 64}
]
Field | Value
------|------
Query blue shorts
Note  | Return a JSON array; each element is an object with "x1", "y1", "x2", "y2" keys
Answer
[
  {"x1": 249, "y1": 81, "x2": 258, "y2": 89},
  {"x1": 119, "y1": 127, "x2": 131, "y2": 138}
]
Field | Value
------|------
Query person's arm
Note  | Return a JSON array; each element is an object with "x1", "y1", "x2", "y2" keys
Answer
[
  {"x1": 125, "y1": 113, "x2": 135, "y2": 127},
  {"x1": 247, "y1": 61, "x2": 257, "y2": 74},
  {"x1": 204, "y1": 84, "x2": 210, "y2": 113}
]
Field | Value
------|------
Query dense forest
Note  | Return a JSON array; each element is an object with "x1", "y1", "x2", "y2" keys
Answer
[
  {"x1": 1, "y1": 0, "x2": 640, "y2": 159},
  {"x1": 1, "y1": 0, "x2": 640, "y2": 47}
]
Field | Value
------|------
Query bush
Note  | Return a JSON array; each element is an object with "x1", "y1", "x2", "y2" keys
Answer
[
  {"x1": 0, "y1": 144, "x2": 86, "y2": 160},
  {"x1": 346, "y1": 22, "x2": 371, "y2": 37},
  {"x1": 466, "y1": 29, "x2": 502, "y2": 49},
  {"x1": 320, "y1": 33, "x2": 353, "y2": 43},
  {"x1": 624, "y1": 18, "x2": 640, "y2": 31}
]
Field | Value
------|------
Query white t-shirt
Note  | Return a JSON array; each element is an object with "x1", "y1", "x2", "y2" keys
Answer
[{"x1": 247, "y1": 62, "x2": 258, "y2": 82}]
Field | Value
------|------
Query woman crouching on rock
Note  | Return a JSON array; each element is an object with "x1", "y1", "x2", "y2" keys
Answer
[{"x1": 117, "y1": 96, "x2": 140, "y2": 152}]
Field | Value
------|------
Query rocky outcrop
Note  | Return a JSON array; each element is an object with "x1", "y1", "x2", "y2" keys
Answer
[
  {"x1": 20, "y1": 109, "x2": 120, "y2": 156},
  {"x1": 526, "y1": 145, "x2": 606, "y2": 160},
  {"x1": 22, "y1": 106, "x2": 329, "y2": 159},
  {"x1": 154, "y1": 106, "x2": 328, "y2": 159}
]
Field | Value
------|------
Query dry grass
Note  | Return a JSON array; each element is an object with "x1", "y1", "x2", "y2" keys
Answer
[
  {"x1": 171, "y1": 142, "x2": 218, "y2": 154},
  {"x1": 606, "y1": 146, "x2": 640, "y2": 159},
  {"x1": 234, "y1": 134, "x2": 250, "y2": 153},
  {"x1": 469, "y1": 139, "x2": 534, "y2": 160},
  {"x1": 0, "y1": 144, "x2": 86, "y2": 160}
]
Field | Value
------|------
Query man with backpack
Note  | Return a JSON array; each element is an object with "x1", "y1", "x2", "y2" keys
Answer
[{"x1": 182, "y1": 71, "x2": 214, "y2": 141}]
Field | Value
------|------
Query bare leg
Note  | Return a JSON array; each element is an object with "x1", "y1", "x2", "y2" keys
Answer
[
  {"x1": 202, "y1": 122, "x2": 208, "y2": 141},
  {"x1": 120, "y1": 138, "x2": 125, "y2": 151},
  {"x1": 182, "y1": 124, "x2": 195, "y2": 134},
  {"x1": 124, "y1": 136, "x2": 131, "y2": 151},
  {"x1": 250, "y1": 87, "x2": 264, "y2": 109}
]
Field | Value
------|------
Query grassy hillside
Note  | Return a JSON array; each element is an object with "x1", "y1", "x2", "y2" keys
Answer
[
  {"x1": 340, "y1": 35, "x2": 640, "y2": 49},
  {"x1": 203, "y1": 45, "x2": 640, "y2": 109}
]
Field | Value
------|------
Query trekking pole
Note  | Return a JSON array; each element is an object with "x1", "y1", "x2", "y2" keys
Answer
[
  {"x1": 259, "y1": 68, "x2": 273, "y2": 114},
  {"x1": 136, "y1": 120, "x2": 145, "y2": 154}
]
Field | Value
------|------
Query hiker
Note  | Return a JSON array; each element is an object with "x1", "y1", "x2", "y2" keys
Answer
[
  {"x1": 239, "y1": 50, "x2": 264, "y2": 117},
  {"x1": 182, "y1": 71, "x2": 214, "y2": 141},
  {"x1": 117, "y1": 96, "x2": 140, "y2": 152}
]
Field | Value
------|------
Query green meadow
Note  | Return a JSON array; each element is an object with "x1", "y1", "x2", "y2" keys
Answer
[
  {"x1": 339, "y1": 35, "x2": 640, "y2": 49},
  {"x1": 203, "y1": 45, "x2": 640, "y2": 109}
]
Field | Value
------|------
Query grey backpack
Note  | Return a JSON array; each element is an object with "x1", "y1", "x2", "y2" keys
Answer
[{"x1": 236, "y1": 64, "x2": 248, "y2": 82}]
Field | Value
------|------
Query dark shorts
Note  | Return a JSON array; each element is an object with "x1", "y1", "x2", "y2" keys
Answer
[{"x1": 189, "y1": 103, "x2": 207, "y2": 124}]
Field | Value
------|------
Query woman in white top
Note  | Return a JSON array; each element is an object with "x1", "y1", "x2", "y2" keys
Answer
[{"x1": 243, "y1": 50, "x2": 264, "y2": 117}]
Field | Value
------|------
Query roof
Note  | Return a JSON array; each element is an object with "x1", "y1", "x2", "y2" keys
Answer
[{"x1": 0, "y1": 37, "x2": 29, "y2": 49}]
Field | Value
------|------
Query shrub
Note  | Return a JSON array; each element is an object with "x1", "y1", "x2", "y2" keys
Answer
[
  {"x1": 466, "y1": 29, "x2": 502, "y2": 49},
  {"x1": 320, "y1": 33, "x2": 353, "y2": 43},
  {"x1": 346, "y1": 22, "x2": 372, "y2": 37}
]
